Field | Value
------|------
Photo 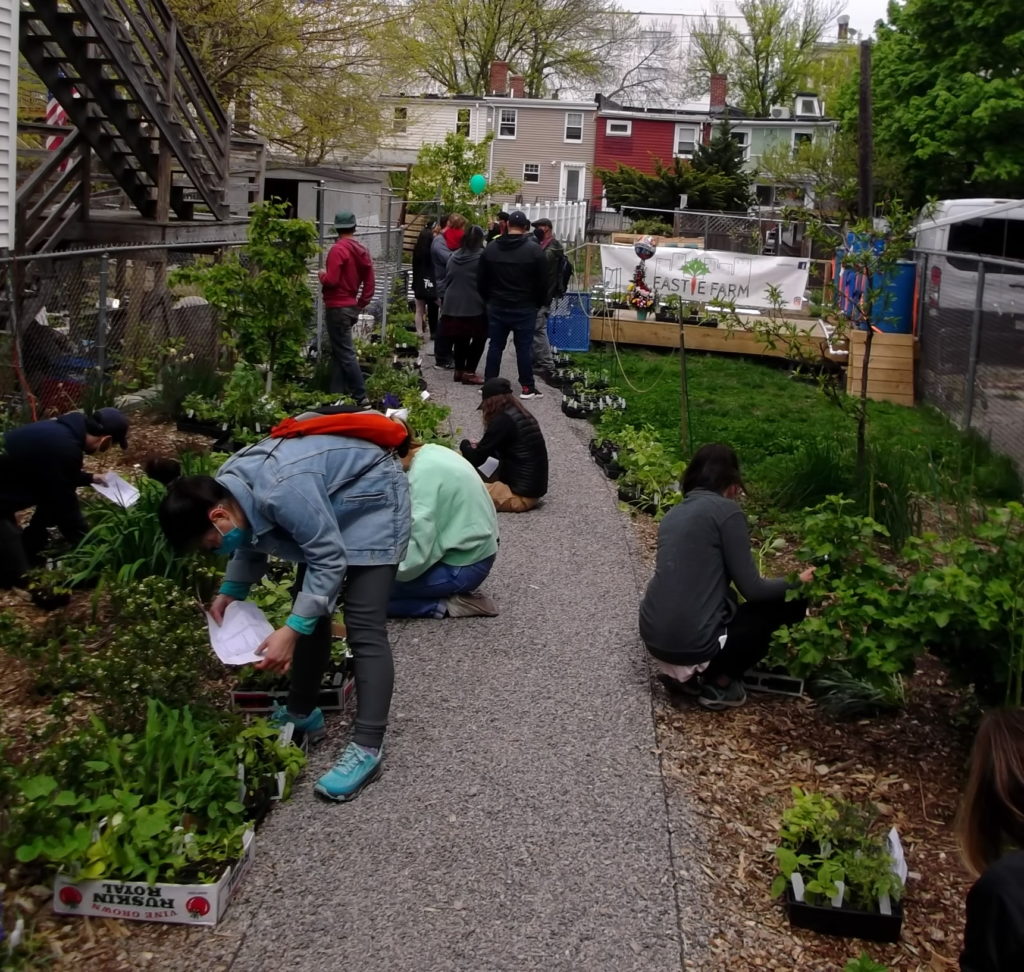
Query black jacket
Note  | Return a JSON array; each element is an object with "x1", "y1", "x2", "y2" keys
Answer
[
  {"x1": 0, "y1": 412, "x2": 92, "y2": 539},
  {"x1": 460, "y1": 406, "x2": 548, "y2": 499},
  {"x1": 961, "y1": 850, "x2": 1024, "y2": 972},
  {"x1": 478, "y1": 233, "x2": 548, "y2": 309}
]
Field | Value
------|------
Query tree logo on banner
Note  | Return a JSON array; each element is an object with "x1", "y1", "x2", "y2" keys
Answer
[{"x1": 679, "y1": 257, "x2": 711, "y2": 296}]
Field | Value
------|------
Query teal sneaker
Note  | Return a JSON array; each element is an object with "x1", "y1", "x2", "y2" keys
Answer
[
  {"x1": 313, "y1": 742, "x2": 383, "y2": 802},
  {"x1": 269, "y1": 703, "x2": 326, "y2": 745}
]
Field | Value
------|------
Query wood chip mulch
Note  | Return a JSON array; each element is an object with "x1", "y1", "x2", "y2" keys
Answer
[{"x1": 632, "y1": 511, "x2": 976, "y2": 971}]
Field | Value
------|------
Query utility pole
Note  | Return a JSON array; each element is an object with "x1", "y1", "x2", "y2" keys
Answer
[{"x1": 858, "y1": 39, "x2": 873, "y2": 222}]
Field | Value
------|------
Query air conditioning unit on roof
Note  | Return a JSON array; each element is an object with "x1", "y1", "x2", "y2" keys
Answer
[{"x1": 770, "y1": 106, "x2": 791, "y2": 119}]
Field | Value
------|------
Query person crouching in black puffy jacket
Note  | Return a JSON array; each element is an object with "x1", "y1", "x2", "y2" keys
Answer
[{"x1": 460, "y1": 377, "x2": 548, "y2": 512}]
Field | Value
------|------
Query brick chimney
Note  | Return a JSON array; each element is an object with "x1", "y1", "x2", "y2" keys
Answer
[
  {"x1": 837, "y1": 15, "x2": 850, "y2": 40},
  {"x1": 709, "y1": 73, "x2": 728, "y2": 112},
  {"x1": 508, "y1": 74, "x2": 525, "y2": 98},
  {"x1": 489, "y1": 61, "x2": 510, "y2": 96}
]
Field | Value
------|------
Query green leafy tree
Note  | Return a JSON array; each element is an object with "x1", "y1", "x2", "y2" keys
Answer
[
  {"x1": 407, "y1": 0, "x2": 634, "y2": 98},
  {"x1": 407, "y1": 133, "x2": 519, "y2": 218},
  {"x1": 598, "y1": 130, "x2": 751, "y2": 216},
  {"x1": 170, "y1": 203, "x2": 318, "y2": 390},
  {"x1": 842, "y1": 0, "x2": 1024, "y2": 204},
  {"x1": 688, "y1": 0, "x2": 839, "y2": 115},
  {"x1": 167, "y1": 0, "x2": 413, "y2": 162},
  {"x1": 757, "y1": 131, "x2": 860, "y2": 221}
]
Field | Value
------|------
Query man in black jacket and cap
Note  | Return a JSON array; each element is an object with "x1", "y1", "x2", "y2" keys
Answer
[
  {"x1": 0, "y1": 407, "x2": 129, "y2": 585},
  {"x1": 478, "y1": 211, "x2": 548, "y2": 399}
]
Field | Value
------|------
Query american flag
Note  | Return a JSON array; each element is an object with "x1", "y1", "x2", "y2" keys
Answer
[{"x1": 45, "y1": 91, "x2": 69, "y2": 151}]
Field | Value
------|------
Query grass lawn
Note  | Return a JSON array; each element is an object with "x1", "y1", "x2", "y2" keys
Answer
[{"x1": 577, "y1": 344, "x2": 1021, "y2": 519}]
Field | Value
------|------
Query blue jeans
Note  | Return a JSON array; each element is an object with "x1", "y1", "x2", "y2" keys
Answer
[
  {"x1": 325, "y1": 306, "x2": 366, "y2": 399},
  {"x1": 387, "y1": 554, "x2": 496, "y2": 619},
  {"x1": 484, "y1": 305, "x2": 536, "y2": 389}
]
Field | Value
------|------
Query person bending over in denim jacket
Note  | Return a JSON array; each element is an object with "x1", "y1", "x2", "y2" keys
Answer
[
  {"x1": 387, "y1": 420, "x2": 500, "y2": 620},
  {"x1": 157, "y1": 433, "x2": 411, "y2": 803}
]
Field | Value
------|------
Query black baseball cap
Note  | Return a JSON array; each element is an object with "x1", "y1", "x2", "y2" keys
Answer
[
  {"x1": 508, "y1": 211, "x2": 530, "y2": 229},
  {"x1": 477, "y1": 376, "x2": 513, "y2": 407},
  {"x1": 93, "y1": 407, "x2": 129, "y2": 448}
]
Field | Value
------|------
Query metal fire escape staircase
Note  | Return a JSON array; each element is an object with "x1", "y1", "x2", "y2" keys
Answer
[{"x1": 17, "y1": 0, "x2": 255, "y2": 256}]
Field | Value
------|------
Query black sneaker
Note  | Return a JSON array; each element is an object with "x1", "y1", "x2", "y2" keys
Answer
[
  {"x1": 433, "y1": 359, "x2": 455, "y2": 371},
  {"x1": 356, "y1": 397, "x2": 372, "y2": 410},
  {"x1": 519, "y1": 385, "x2": 543, "y2": 399}
]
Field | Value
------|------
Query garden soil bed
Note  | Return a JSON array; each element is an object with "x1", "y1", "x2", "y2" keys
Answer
[{"x1": 632, "y1": 516, "x2": 975, "y2": 971}]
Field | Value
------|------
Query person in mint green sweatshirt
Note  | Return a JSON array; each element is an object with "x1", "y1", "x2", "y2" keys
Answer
[{"x1": 388, "y1": 427, "x2": 500, "y2": 619}]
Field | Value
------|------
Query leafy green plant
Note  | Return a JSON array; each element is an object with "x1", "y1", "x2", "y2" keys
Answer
[
  {"x1": 844, "y1": 953, "x2": 888, "y2": 972},
  {"x1": 1, "y1": 576, "x2": 225, "y2": 729},
  {"x1": 2, "y1": 700, "x2": 304, "y2": 885},
  {"x1": 613, "y1": 424, "x2": 683, "y2": 518},
  {"x1": 769, "y1": 497, "x2": 920, "y2": 711},
  {"x1": 771, "y1": 787, "x2": 903, "y2": 912},
  {"x1": 170, "y1": 202, "x2": 319, "y2": 391}
]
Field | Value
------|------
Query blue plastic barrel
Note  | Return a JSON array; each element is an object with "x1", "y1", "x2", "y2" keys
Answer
[{"x1": 834, "y1": 243, "x2": 917, "y2": 334}]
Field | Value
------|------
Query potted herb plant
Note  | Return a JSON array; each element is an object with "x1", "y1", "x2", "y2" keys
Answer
[{"x1": 772, "y1": 787, "x2": 906, "y2": 943}]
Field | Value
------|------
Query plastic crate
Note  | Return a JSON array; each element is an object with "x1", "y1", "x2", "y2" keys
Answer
[{"x1": 547, "y1": 291, "x2": 591, "y2": 352}]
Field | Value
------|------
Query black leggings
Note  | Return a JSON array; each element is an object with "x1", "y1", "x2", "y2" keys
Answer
[
  {"x1": 703, "y1": 597, "x2": 808, "y2": 681},
  {"x1": 288, "y1": 563, "x2": 397, "y2": 749}
]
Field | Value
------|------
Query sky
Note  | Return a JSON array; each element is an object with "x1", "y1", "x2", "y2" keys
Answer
[{"x1": 620, "y1": 1, "x2": 895, "y2": 39}]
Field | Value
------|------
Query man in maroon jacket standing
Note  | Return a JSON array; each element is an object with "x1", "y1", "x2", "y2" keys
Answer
[{"x1": 319, "y1": 210, "x2": 375, "y2": 407}]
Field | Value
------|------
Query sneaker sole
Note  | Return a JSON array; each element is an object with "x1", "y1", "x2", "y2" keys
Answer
[
  {"x1": 697, "y1": 694, "x2": 747, "y2": 710},
  {"x1": 312, "y1": 762, "x2": 383, "y2": 803}
]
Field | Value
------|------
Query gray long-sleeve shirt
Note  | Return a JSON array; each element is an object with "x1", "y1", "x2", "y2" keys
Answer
[{"x1": 639, "y1": 488, "x2": 788, "y2": 661}]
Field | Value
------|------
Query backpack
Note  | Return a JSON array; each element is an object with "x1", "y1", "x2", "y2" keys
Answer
[
  {"x1": 555, "y1": 249, "x2": 574, "y2": 299},
  {"x1": 270, "y1": 406, "x2": 408, "y2": 450}
]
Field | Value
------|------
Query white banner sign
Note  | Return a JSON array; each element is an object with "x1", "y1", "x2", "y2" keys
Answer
[{"x1": 600, "y1": 244, "x2": 811, "y2": 310}]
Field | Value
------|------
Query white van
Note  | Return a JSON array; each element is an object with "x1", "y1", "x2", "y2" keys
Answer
[{"x1": 915, "y1": 198, "x2": 1024, "y2": 315}]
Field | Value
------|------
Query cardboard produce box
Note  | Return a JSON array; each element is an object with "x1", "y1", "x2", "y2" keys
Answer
[{"x1": 52, "y1": 829, "x2": 255, "y2": 926}]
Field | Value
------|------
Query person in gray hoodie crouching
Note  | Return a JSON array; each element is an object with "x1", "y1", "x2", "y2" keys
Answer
[{"x1": 438, "y1": 225, "x2": 488, "y2": 385}]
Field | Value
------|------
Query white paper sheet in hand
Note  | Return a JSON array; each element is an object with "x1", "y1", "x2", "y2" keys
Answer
[
  {"x1": 207, "y1": 600, "x2": 274, "y2": 666},
  {"x1": 91, "y1": 473, "x2": 140, "y2": 507}
]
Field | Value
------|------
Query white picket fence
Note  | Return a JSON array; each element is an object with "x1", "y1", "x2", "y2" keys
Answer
[{"x1": 516, "y1": 200, "x2": 589, "y2": 245}]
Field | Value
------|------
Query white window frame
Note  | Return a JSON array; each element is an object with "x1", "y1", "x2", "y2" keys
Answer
[
  {"x1": 392, "y1": 106, "x2": 407, "y2": 134},
  {"x1": 523, "y1": 162, "x2": 540, "y2": 183},
  {"x1": 797, "y1": 96, "x2": 820, "y2": 116},
  {"x1": 674, "y1": 123, "x2": 698, "y2": 159},
  {"x1": 605, "y1": 119, "x2": 632, "y2": 137},
  {"x1": 498, "y1": 108, "x2": 517, "y2": 139},
  {"x1": 730, "y1": 128, "x2": 751, "y2": 162},
  {"x1": 456, "y1": 107, "x2": 471, "y2": 137},
  {"x1": 564, "y1": 111, "x2": 584, "y2": 143},
  {"x1": 791, "y1": 130, "x2": 814, "y2": 156}
]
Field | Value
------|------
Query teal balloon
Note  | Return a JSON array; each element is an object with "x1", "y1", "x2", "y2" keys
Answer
[{"x1": 469, "y1": 174, "x2": 488, "y2": 195}]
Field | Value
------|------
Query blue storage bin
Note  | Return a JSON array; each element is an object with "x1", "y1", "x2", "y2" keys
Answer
[{"x1": 547, "y1": 291, "x2": 590, "y2": 352}]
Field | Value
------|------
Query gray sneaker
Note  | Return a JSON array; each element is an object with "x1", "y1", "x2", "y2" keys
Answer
[{"x1": 697, "y1": 680, "x2": 747, "y2": 710}]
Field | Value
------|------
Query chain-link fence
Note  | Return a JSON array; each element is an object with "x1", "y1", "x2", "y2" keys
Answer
[
  {"x1": 0, "y1": 223, "x2": 405, "y2": 422},
  {"x1": 915, "y1": 248, "x2": 1024, "y2": 476}
]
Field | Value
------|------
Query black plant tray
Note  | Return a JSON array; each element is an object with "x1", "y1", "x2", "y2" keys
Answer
[
  {"x1": 176, "y1": 417, "x2": 225, "y2": 438},
  {"x1": 785, "y1": 889, "x2": 903, "y2": 943},
  {"x1": 617, "y1": 485, "x2": 659, "y2": 516},
  {"x1": 561, "y1": 401, "x2": 596, "y2": 419}
]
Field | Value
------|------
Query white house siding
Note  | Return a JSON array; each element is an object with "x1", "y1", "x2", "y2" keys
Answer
[
  {"x1": 370, "y1": 98, "x2": 487, "y2": 167},
  {"x1": 484, "y1": 100, "x2": 597, "y2": 205},
  {"x1": 0, "y1": 0, "x2": 17, "y2": 250}
]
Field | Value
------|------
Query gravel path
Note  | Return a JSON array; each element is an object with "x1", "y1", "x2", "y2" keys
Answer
[{"x1": 146, "y1": 345, "x2": 708, "y2": 971}]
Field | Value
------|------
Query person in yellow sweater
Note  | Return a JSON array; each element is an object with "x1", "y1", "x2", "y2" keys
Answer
[{"x1": 388, "y1": 424, "x2": 500, "y2": 619}]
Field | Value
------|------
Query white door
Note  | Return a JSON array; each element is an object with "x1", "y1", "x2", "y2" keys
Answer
[{"x1": 560, "y1": 163, "x2": 586, "y2": 202}]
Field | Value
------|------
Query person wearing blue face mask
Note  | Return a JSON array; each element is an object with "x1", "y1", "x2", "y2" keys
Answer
[{"x1": 156, "y1": 430, "x2": 411, "y2": 804}]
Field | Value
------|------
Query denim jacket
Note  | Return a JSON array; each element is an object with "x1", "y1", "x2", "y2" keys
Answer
[{"x1": 216, "y1": 435, "x2": 410, "y2": 619}]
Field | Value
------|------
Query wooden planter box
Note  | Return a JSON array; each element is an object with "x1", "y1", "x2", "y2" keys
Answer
[{"x1": 846, "y1": 329, "x2": 917, "y2": 407}]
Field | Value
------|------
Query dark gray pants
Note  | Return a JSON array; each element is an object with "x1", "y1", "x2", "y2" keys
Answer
[
  {"x1": 325, "y1": 305, "x2": 367, "y2": 399},
  {"x1": 289, "y1": 563, "x2": 397, "y2": 749}
]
